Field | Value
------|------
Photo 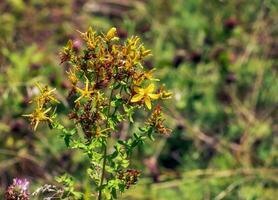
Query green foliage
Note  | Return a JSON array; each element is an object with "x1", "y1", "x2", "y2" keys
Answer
[{"x1": 56, "y1": 174, "x2": 84, "y2": 199}]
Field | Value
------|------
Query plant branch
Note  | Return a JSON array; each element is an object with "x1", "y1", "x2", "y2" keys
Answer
[{"x1": 98, "y1": 87, "x2": 114, "y2": 200}]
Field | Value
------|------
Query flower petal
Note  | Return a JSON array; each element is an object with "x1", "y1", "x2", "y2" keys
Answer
[
  {"x1": 131, "y1": 94, "x2": 143, "y2": 102},
  {"x1": 85, "y1": 76, "x2": 89, "y2": 91},
  {"x1": 148, "y1": 93, "x2": 160, "y2": 100},
  {"x1": 145, "y1": 96, "x2": 152, "y2": 109},
  {"x1": 43, "y1": 107, "x2": 52, "y2": 114},
  {"x1": 145, "y1": 83, "x2": 155, "y2": 93},
  {"x1": 22, "y1": 114, "x2": 32, "y2": 117},
  {"x1": 75, "y1": 86, "x2": 83, "y2": 93},
  {"x1": 134, "y1": 86, "x2": 142, "y2": 94},
  {"x1": 74, "y1": 95, "x2": 84, "y2": 103},
  {"x1": 34, "y1": 120, "x2": 39, "y2": 131},
  {"x1": 35, "y1": 82, "x2": 43, "y2": 92}
]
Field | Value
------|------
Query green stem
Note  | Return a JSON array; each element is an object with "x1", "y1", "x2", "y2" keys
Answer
[
  {"x1": 98, "y1": 88, "x2": 114, "y2": 200},
  {"x1": 98, "y1": 143, "x2": 107, "y2": 200}
]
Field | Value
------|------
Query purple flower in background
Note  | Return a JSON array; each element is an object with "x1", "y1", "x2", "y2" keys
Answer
[
  {"x1": 5, "y1": 178, "x2": 30, "y2": 200},
  {"x1": 13, "y1": 178, "x2": 29, "y2": 191}
]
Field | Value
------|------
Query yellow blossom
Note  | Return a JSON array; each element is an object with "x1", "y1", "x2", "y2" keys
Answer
[
  {"x1": 139, "y1": 46, "x2": 152, "y2": 58},
  {"x1": 144, "y1": 70, "x2": 153, "y2": 80},
  {"x1": 79, "y1": 27, "x2": 100, "y2": 50},
  {"x1": 74, "y1": 76, "x2": 94, "y2": 103},
  {"x1": 131, "y1": 83, "x2": 160, "y2": 109},
  {"x1": 23, "y1": 107, "x2": 52, "y2": 130},
  {"x1": 133, "y1": 69, "x2": 159, "y2": 86},
  {"x1": 105, "y1": 27, "x2": 119, "y2": 41},
  {"x1": 127, "y1": 36, "x2": 140, "y2": 48},
  {"x1": 33, "y1": 83, "x2": 59, "y2": 107},
  {"x1": 95, "y1": 127, "x2": 111, "y2": 138},
  {"x1": 159, "y1": 86, "x2": 172, "y2": 99},
  {"x1": 66, "y1": 69, "x2": 78, "y2": 85},
  {"x1": 133, "y1": 72, "x2": 144, "y2": 86}
]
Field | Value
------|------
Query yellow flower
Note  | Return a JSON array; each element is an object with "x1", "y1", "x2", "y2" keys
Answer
[
  {"x1": 133, "y1": 69, "x2": 159, "y2": 86},
  {"x1": 159, "y1": 86, "x2": 172, "y2": 99},
  {"x1": 132, "y1": 72, "x2": 144, "y2": 86},
  {"x1": 66, "y1": 69, "x2": 78, "y2": 85},
  {"x1": 139, "y1": 46, "x2": 152, "y2": 58},
  {"x1": 95, "y1": 127, "x2": 111, "y2": 138},
  {"x1": 33, "y1": 83, "x2": 59, "y2": 107},
  {"x1": 23, "y1": 107, "x2": 52, "y2": 130},
  {"x1": 75, "y1": 76, "x2": 94, "y2": 103},
  {"x1": 131, "y1": 83, "x2": 160, "y2": 109}
]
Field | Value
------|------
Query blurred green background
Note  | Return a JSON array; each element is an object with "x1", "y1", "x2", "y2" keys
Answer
[{"x1": 0, "y1": 0, "x2": 277, "y2": 199}]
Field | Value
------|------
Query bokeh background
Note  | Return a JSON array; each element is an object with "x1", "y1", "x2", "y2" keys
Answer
[{"x1": 0, "y1": 0, "x2": 278, "y2": 199}]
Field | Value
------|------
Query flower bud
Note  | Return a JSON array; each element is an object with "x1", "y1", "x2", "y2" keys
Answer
[{"x1": 106, "y1": 27, "x2": 119, "y2": 41}]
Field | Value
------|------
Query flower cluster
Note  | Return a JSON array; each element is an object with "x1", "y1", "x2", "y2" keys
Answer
[
  {"x1": 5, "y1": 178, "x2": 30, "y2": 200},
  {"x1": 24, "y1": 27, "x2": 171, "y2": 199},
  {"x1": 59, "y1": 27, "x2": 171, "y2": 140},
  {"x1": 147, "y1": 105, "x2": 171, "y2": 135},
  {"x1": 118, "y1": 169, "x2": 140, "y2": 189}
]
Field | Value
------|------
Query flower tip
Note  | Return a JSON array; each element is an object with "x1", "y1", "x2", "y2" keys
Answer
[{"x1": 106, "y1": 27, "x2": 118, "y2": 41}]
